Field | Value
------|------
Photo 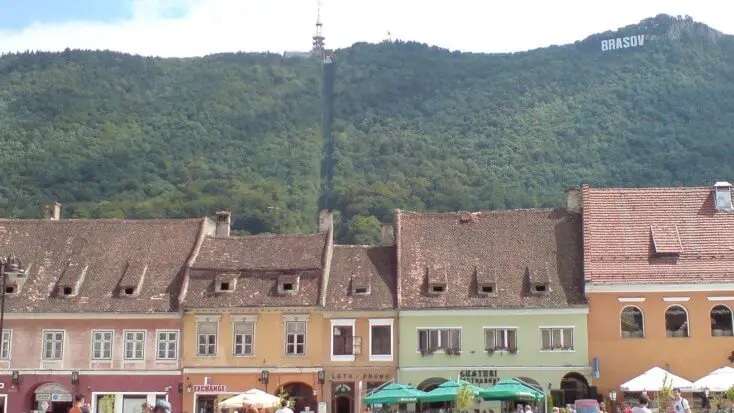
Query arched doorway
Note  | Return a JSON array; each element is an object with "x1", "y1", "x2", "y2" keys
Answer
[
  {"x1": 334, "y1": 395, "x2": 352, "y2": 413},
  {"x1": 33, "y1": 382, "x2": 73, "y2": 413},
  {"x1": 559, "y1": 373, "x2": 590, "y2": 406},
  {"x1": 516, "y1": 377, "x2": 544, "y2": 393},
  {"x1": 278, "y1": 382, "x2": 317, "y2": 413},
  {"x1": 417, "y1": 377, "x2": 449, "y2": 409}
]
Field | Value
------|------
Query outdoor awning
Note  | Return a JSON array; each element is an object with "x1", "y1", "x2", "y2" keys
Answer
[
  {"x1": 219, "y1": 389, "x2": 281, "y2": 409},
  {"x1": 620, "y1": 367, "x2": 694, "y2": 392},
  {"x1": 692, "y1": 367, "x2": 734, "y2": 392},
  {"x1": 481, "y1": 379, "x2": 544, "y2": 401},
  {"x1": 421, "y1": 379, "x2": 484, "y2": 403},
  {"x1": 364, "y1": 383, "x2": 426, "y2": 405}
]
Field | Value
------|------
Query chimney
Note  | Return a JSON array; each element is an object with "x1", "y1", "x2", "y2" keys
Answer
[
  {"x1": 380, "y1": 223, "x2": 395, "y2": 246},
  {"x1": 44, "y1": 202, "x2": 61, "y2": 220},
  {"x1": 565, "y1": 188, "x2": 582, "y2": 213},
  {"x1": 318, "y1": 209, "x2": 333, "y2": 234},
  {"x1": 714, "y1": 181, "x2": 733, "y2": 211},
  {"x1": 215, "y1": 211, "x2": 231, "y2": 237}
]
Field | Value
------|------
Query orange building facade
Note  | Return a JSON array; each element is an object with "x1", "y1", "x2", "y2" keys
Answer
[{"x1": 581, "y1": 183, "x2": 734, "y2": 408}]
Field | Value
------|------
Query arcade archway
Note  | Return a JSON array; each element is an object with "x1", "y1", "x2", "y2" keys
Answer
[
  {"x1": 277, "y1": 382, "x2": 317, "y2": 413},
  {"x1": 559, "y1": 372, "x2": 590, "y2": 406},
  {"x1": 416, "y1": 377, "x2": 449, "y2": 409},
  {"x1": 32, "y1": 382, "x2": 73, "y2": 413}
]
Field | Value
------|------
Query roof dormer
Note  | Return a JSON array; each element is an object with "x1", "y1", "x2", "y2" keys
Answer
[
  {"x1": 427, "y1": 266, "x2": 448, "y2": 295},
  {"x1": 529, "y1": 263, "x2": 550, "y2": 295},
  {"x1": 351, "y1": 274, "x2": 371, "y2": 295},
  {"x1": 278, "y1": 274, "x2": 300, "y2": 295},
  {"x1": 117, "y1": 261, "x2": 147, "y2": 297},
  {"x1": 475, "y1": 267, "x2": 497, "y2": 296},
  {"x1": 215, "y1": 273, "x2": 238, "y2": 293},
  {"x1": 714, "y1": 182, "x2": 733, "y2": 212},
  {"x1": 650, "y1": 224, "x2": 683, "y2": 257},
  {"x1": 56, "y1": 258, "x2": 88, "y2": 298},
  {"x1": 3, "y1": 254, "x2": 28, "y2": 294}
]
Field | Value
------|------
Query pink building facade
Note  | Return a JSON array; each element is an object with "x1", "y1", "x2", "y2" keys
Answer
[{"x1": 0, "y1": 209, "x2": 209, "y2": 413}]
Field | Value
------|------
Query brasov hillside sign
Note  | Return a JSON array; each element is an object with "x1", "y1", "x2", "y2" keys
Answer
[{"x1": 601, "y1": 34, "x2": 645, "y2": 51}]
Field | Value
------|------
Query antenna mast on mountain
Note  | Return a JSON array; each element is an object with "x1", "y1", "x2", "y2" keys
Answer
[{"x1": 312, "y1": 0, "x2": 326, "y2": 60}]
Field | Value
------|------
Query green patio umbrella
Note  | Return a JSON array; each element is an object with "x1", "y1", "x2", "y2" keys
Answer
[
  {"x1": 421, "y1": 379, "x2": 485, "y2": 403},
  {"x1": 364, "y1": 383, "x2": 427, "y2": 405},
  {"x1": 481, "y1": 379, "x2": 545, "y2": 401}
]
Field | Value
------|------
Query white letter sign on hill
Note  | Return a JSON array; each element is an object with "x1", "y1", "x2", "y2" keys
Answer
[{"x1": 601, "y1": 34, "x2": 645, "y2": 51}]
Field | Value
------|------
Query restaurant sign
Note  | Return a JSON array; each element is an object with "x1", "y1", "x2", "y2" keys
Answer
[
  {"x1": 194, "y1": 384, "x2": 228, "y2": 392},
  {"x1": 459, "y1": 369, "x2": 499, "y2": 386}
]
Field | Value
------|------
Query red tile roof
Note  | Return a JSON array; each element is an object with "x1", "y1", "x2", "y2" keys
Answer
[
  {"x1": 184, "y1": 232, "x2": 330, "y2": 308},
  {"x1": 0, "y1": 218, "x2": 203, "y2": 313},
  {"x1": 396, "y1": 209, "x2": 585, "y2": 309},
  {"x1": 192, "y1": 233, "x2": 328, "y2": 271},
  {"x1": 325, "y1": 246, "x2": 396, "y2": 311},
  {"x1": 583, "y1": 185, "x2": 734, "y2": 284}
]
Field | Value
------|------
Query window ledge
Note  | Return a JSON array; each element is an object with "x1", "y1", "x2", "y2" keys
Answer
[
  {"x1": 195, "y1": 354, "x2": 218, "y2": 358},
  {"x1": 369, "y1": 355, "x2": 393, "y2": 362},
  {"x1": 331, "y1": 355, "x2": 356, "y2": 362},
  {"x1": 540, "y1": 349, "x2": 576, "y2": 353},
  {"x1": 285, "y1": 354, "x2": 307, "y2": 357},
  {"x1": 621, "y1": 336, "x2": 645, "y2": 339},
  {"x1": 711, "y1": 335, "x2": 734, "y2": 338},
  {"x1": 232, "y1": 354, "x2": 256, "y2": 358},
  {"x1": 154, "y1": 359, "x2": 179, "y2": 363},
  {"x1": 122, "y1": 359, "x2": 146, "y2": 363},
  {"x1": 91, "y1": 358, "x2": 113, "y2": 362}
]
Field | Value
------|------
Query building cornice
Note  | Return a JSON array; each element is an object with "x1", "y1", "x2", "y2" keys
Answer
[
  {"x1": 4, "y1": 313, "x2": 181, "y2": 320},
  {"x1": 322, "y1": 310, "x2": 397, "y2": 318},
  {"x1": 184, "y1": 307, "x2": 320, "y2": 314},
  {"x1": 398, "y1": 307, "x2": 588, "y2": 316},
  {"x1": 586, "y1": 283, "x2": 734, "y2": 293}
]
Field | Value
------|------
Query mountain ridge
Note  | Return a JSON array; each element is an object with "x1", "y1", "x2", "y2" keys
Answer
[{"x1": 0, "y1": 14, "x2": 732, "y2": 244}]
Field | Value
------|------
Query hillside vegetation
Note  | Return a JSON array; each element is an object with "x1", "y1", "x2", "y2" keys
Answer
[{"x1": 0, "y1": 14, "x2": 732, "y2": 243}]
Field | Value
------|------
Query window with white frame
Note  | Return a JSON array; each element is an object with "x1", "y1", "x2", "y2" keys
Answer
[
  {"x1": 0, "y1": 330, "x2": 11, "y2": 359},
  {"x1": 369, "y1": 319, "x2": 393, "y2": 361},
  {"x1": 156, "y1": 330, "x2": 178, "y2": 360},
  {"x1": 331, "y1": 319, "x2": 357, "y2": 361},
  {"x1": 91, "y1": 330, "x2": 113, "y2": 360},
  {"x1": 197, "y1": 321, "x2": 217, "y2": 356},
  {"x1": 285, "y1": 321, "x2": 306, "y2": 355},
  {"x1": 124, "y1": 330, "x2": 146, "y2": 360},
  {"x1": 42, "y1": 330, "x2": 64, "y2": 360},
  {"x1": 233, "y1": 322, "x2": 254, "y2": 356},
  {"x1": 417, "y1": 328, "x2": 461, "y2": 351},
  {"x1": 484, "y1": 328, "x2": 517, "y2": 351},
  {"x1": 540, "y1": 327, "x2": 574, "y2": 350}
]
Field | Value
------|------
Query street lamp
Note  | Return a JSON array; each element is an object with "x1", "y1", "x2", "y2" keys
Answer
[
  {"x1": 0, "y1": 254, "x2": 24, "y2": 359},
  {"x1": 704, "y1": 388, "x2": 710, "y2": 412}
]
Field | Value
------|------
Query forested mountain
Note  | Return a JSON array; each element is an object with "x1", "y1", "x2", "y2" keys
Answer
[{"x1": 0, "y1": 14, "x2": 732, "y2": 243}]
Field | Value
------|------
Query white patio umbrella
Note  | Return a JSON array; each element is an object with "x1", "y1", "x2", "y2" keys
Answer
[
  {"x1": 693, "y1": 367, "x2": 734, "y2": 392},
  {"x1": 620, "y1": 367, "x2": 694, "y2": 392},
  {"x1": 219, "y1": 389, "x2": 282, "y2": 409}
]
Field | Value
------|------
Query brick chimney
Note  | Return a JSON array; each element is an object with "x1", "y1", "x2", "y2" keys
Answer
[
  {"x1": 380, "y1": 223, "x2": 395, "y2": 246},
  {"x1": 44, "y1": 202, "x2": 61, "y2": 220},
  {"x1": 215, "y1": 211, "x2": 231, "y2": 237},
  {"x1": 565, "y1": 188, "x2": 582, "y2": 213}
]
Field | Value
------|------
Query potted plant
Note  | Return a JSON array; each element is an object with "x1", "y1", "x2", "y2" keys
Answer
[
  {"x1": 486, "y1": 347, "x2": 495, "y2": 356},
  {"x1": 508, "y1": 347, "x2": 518, "y2": 354},
  {"x1": 456, "y1": 383, "x2": 474, "y2": 411},
  {"x1": 98, "y1": 395, "x2": 115, "y2": 413}
]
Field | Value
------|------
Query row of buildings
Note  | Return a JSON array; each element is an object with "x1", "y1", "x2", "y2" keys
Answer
[{"x1": 0, "y1": 183, "x2": 733, "y2": 413}]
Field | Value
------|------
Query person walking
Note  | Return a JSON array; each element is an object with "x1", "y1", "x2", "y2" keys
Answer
[
  {"x1": 673, "y1": 388, "x2": 691, "y2": 413},
  {"x1": 631, "y1": 394, "x2": 652, "y2": 413},
  {"x1": 276, "y1": 399, "x2": 295, "y2": 413},
  {"x1": 69, "y1": 394, "x2": 85, "y2": 413},
  {"x1": 152, "y1": 399, "x2": 172, "y2": 413}
]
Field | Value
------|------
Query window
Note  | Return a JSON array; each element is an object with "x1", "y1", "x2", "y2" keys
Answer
[
  {"x1": 157, "y1": 331, "x2": 178, "y2": 360},
  {"x1": 197, "y1": 322, "x2": 217, "y2": 356},
  {"x1": 417, "y1": 328, "x2": 461, "y2": 351},
  {"x1": 0, "y1": 330, "x2": 11, "y2": 359},
  {"x1": 91, "y1": 330, "x2": 113, "y2": 360},
  {"x1": 665, "y1": 305, "x2": 689, "y2": 338},
  {"x1": 333, "y1": 325, "x2": 354, "y2": 356},
  {"x1": 233, "y1": 322, "x2": 254, "y2": 356},
  {"x1": 370, "y1": 320, "x2": 393, "y2": 361},
  {"x1": 541, "y1": 327, "x2": 573, "y2": 350},
  {"x1": 42, "y1": 330, "x2": 64, "y2": 360},
  {"x1": 711, "y1": 305, "x2": 733, "y2": 337},
  {"x1": 621, "y1": 306, "x2": 645, "y2": 338},
  {"x1": 124, "y1": 330, "x2": 146, "y2": 360},
  {"x1": 485, "y1": 328, "x2": 517, "y2": 351},
  {"x1": 285, "y1": 321, "x2": 306, "y2": 355},
  {"x1": 278, "y1": 275, "x2": 300, "y2": 295}
]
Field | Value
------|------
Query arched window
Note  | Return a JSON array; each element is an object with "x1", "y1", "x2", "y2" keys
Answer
[
  {"x1": 620, "y1": 306, "x2": 644, "y2": 338},
  {"x1": 665, "y1": 305, "x2": 689, "y2": 338},
  {"x1": 711, "y1": 305, "x2": 733, "y2": 337}
]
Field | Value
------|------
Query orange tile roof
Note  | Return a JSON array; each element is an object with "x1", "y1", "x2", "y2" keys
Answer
[{"x1": 583, "y1": 185, "x2": 734, "y2": 284}]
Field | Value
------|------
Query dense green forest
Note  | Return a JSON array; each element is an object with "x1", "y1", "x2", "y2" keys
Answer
[{"x1": 0, "y1": 14, "x2": 732, "y2": 243}]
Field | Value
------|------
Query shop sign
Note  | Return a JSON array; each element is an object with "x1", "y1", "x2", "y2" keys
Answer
[
  {"x1": 193, "y1": 384, "x2": 227, "y2": 392},
  {"x1": 329, "y1": 373, "x2": 391, "y2": 380},
  {"x1": 459, "y1": 369, "x2": 499, "y2": 385},
  {"x1": 334, "y1": 384, "x2": 352, "y2": 394}
]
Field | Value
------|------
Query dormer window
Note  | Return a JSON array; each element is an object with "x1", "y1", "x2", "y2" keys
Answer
[
  {"x1": 529, "y1": 264, "x2": 550, "y2": 295},
  {"x1": 62, "y1": 286, "x2": 74, "y2": 296},
  {"x1": 458, "y1": 211, "x2": 472, "y2": 223},
  {"x1": 117, "y1": 261, "x2": 147, "y2": 298},
  {"x1": 215, "y1": 273, "x2": 238, "y2": 293},
  {"x1": 427, "y1": 266, "x2": 448, "y2": 295},
  {"x1": 278, "y1": 275, "x2": 300, "y2": 295},
  {"x1": 56, "y1": 259, "x2": 87, "y2": 298},
  {"x1": 714, "y1": 182, "x2": 733, "y2": 211},
  {"x1": 650, "y1": 224, "x2": 682, "y2": 257},
  {"x1": 351, "y1": 275, "x2": 371, "y2": 296},
  {"x1": 5, "y1": 284, "x2": 17, "y2": 294},
  {"x1": 476, "y1": 267, "x2": 497, "y2": 296}
]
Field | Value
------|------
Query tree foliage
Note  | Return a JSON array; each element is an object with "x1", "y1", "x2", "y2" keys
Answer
[{"x1": 0, "y1": 15, "x2": 732, "y2": 243}]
